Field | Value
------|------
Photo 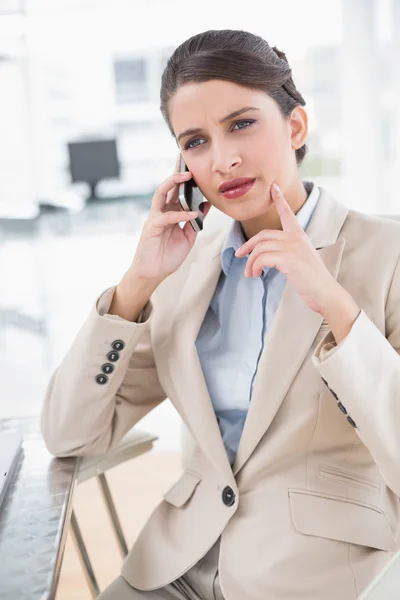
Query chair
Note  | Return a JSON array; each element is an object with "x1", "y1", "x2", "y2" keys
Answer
[{"x1": 70, "y1": 428, "x2": 157, "y2": 598}]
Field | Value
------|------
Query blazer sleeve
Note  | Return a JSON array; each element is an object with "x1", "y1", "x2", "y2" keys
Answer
[
  {"x1": 41, "y1": 286, "x2": 166, "y2": 457},
  {"x1": 312, "y1": 254, "x2": 400, "y2": 497}
]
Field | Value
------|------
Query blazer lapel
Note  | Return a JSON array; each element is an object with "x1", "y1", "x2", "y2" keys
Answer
[
  {"x1": 168, "y1": 226, "x2": 234, "y2": 482},
  {"x1": 232, "y1": 188, "x2": 349, "y2": 476}
]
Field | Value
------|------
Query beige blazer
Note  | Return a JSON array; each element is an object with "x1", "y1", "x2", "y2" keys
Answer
[{"x1": 41, "y1": 187, "x2": 400, "y2": 599}]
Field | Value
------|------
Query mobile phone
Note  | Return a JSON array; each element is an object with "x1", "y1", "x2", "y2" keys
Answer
[{"x1": 178, "y1": 155, "x2": 204, "y2": 232}]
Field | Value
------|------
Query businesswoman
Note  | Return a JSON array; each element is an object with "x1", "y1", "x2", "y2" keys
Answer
[{"x1": 41, "y1": 29, "x2": 400, "y2": 599}]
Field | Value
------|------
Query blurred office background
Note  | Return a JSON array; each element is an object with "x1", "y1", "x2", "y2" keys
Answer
[{"x1": 1, "y1": 0, "x2": 400, "y2": 445}]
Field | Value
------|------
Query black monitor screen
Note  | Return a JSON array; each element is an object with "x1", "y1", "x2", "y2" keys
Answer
[{"x1": 68, "y1": 138, "x2": 120, "y2": 184}]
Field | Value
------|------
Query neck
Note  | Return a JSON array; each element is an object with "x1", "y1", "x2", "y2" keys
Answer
[{"x1": 240, "y1": 175, "x2": 308, "y2": 240}]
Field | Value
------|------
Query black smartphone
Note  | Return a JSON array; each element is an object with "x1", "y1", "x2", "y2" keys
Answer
[{"x1": 178, "y1": 154, "x2": 204, "y2": 232}]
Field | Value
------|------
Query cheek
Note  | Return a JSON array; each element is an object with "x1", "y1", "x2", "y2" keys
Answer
[
  {"x1": 253, "y1": 142, "x2": 286, "y2": 179},
  {"x1": 252, "y1": 124, "x2": 289, "y2": 163},
  {"x1": 260, "y1": 134, "x2": 295, "y2": 180}
]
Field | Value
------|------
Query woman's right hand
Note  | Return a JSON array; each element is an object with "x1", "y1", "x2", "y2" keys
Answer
[{"x1": 129, "y1": 162, "x2": 209, "y2": 285}]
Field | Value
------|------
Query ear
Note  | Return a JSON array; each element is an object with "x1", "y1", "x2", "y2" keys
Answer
[{"x1": 289, "y1": 106, "x2": 308, "y2": 150}]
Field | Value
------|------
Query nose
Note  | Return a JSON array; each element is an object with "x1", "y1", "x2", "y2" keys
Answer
[{"x1": 211, "y1": 144, "x2": 242, "y2": 174}]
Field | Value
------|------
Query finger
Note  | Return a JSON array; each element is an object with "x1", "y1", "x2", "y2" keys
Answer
[
  {"x1": 243, "y1": 241, "x2": 283, "y2": 276},
  {"x1": 166, "y1": 154, "x2": 183, "y2": 205},
  {"x1": 271, "y1": 183, "x2": 301, "y2": 232},
  {"x1": 247, "y1": 252, "x2": 282, "y2": 278},
  {"x1": 182, "y1": 219, "x2": 198, "y2": 244},
  {"x1": 165, "y1": 183, "x2": 178, "y2": 206},
  {"x1": 163, "y1": 200, "x2": 186, "y2": 213},
  {"x1": 152, "y1": 172, "x2": 192, "y2": 213},
  {"x1": 235, "y1": 230, "x2": 284, "y2": 257},
  {"x1": 174, "y1": 153, "x2": 181, "y2": 173},
  {"x1": 153, "y1": 209, "x2": 198, "y2": 229}
]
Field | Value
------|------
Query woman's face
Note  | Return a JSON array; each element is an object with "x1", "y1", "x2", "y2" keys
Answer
[{"x1": 168, "y1": 79, "x2": 306, "y2": 223}]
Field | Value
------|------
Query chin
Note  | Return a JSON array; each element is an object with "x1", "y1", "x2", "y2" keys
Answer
[{"x1": 219, "y1": 198, "x2": 272, "y2": 222}]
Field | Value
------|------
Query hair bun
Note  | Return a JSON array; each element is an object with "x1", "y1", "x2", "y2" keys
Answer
[{"x1": 272, "y1": 46, "x2": 289, "y2": 63}]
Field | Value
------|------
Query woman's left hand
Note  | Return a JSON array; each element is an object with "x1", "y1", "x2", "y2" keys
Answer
[{"x1": 235, "y1": 183, "x2": 347, "y2": 318}]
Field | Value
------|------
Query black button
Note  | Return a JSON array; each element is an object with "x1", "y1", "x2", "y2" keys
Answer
[
  {"x1": 322, "y1": 378, "x2": 338, "y2": 400},
  {"x1": 102, "y1": 363, "x2": 114, "y2": 375},
  {"x1": 347, "y1": 415, "x2": 357, "y2": 428},
  {"x1": 96, "y1": 374, "x2": 108, "y2": 385},
  {"x1": 112, "y1": 340, "x2": 125, "y2": 351},
  {"x1": 337, "y1": 402, "x2": 347, "y2": 414},
  {"x1": 107, "y1": 351, "x2": 120, "y2": 362},
  {"x1": 222, "y1": 486, "x2": 235, "y2": 507}
]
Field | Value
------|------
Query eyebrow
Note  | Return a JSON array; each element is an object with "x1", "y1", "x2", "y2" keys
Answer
[{"x1": 177, "y1": 106, "x2": 260, "y2": 145}]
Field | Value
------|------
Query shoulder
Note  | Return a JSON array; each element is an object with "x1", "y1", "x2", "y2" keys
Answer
[
  {"x1": 345, "y1": 208, "x2": 400, "y2": 238},
  {"x1": 341, "y1": 208, "x2": 400, "y2": 265}
]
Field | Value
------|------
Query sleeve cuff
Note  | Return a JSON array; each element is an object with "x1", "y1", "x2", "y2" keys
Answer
[
  {"x1": 313, "y1": 309, "x2": 365, "y2": 364},
  {"x1": 96, "y1": 286, "x2": 153, "y2": 324}
]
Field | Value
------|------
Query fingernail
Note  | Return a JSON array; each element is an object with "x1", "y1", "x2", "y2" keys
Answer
[{"x1": 272, "y1": 183, "x2": 280, "y2": 192}]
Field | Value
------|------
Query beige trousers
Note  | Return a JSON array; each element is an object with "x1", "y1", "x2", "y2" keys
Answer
[{"x1": 98, "y1": 540, "x2": 224, "y2": 600}]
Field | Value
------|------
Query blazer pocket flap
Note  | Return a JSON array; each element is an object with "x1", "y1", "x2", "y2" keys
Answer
[
  {"x1": 289, "y1": 489, "x2": 397, "y2": 551},
  {"x1": 163, "y1": 471, "x2": 201, "y2": 508}
]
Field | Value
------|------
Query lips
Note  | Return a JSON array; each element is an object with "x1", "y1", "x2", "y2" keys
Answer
[
  {"x1": 219, "y1": 178, "x2": 256, "y2": 200},
  {"x1": 218, "y1": 177, "x2": 256, "y2": 193}
]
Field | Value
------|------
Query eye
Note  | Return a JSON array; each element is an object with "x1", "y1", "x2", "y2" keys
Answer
[
  {"x1": 232, "y1": 119, "x2": 255, "y2": 131},
  {"x1": 184, "y1": 138, "x2": 206, "y2": 150},
  {"x1": 183, "y1": 119, "x2": 255, "y2": 150}
]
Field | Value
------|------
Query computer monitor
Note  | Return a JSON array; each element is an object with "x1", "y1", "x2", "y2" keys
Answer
[{"x1": 67, "y1": 138, "x2": 120, "y2": 201}]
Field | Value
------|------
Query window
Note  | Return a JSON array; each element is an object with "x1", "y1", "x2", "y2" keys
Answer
[
  {"x1": 0, "y1": 0, "x2": 24, "y2": 14},
  {"x1": 114, "y1": 57, "x2": 149, "y2": 103}
]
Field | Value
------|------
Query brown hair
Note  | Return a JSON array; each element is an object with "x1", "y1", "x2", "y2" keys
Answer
[{"x1": 160, "y1": 29, "x2": 308, "y2": 165}]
